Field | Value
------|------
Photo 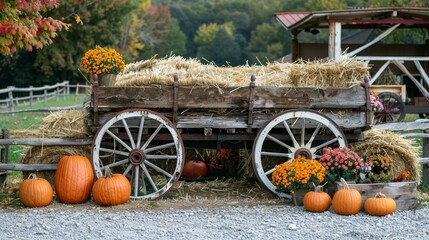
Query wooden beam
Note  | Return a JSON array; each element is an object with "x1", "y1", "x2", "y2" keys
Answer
[
  {"x1": 373, "y1": 119, "x2": 429, "y2": 131},
  {"x1": 0, "y1": 138, "x2": 92, "y2": 146},
  {"x1": 0, "y1": 163, "x2": 57, "y2": 171},
  {"x1": 328, "y1": 22, "x2": 341, "y2": 60}
]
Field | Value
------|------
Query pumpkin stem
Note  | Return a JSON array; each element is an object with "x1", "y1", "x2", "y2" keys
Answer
[
  {"x1": 104, "y1": 167, "x2": 113, "y2": 178},
  {"x1": 28, "y1": 173, "x2": 38, "y2": 180},
  {"x1": 340, "y1": 178, "x2": 350, "y2": 190},
  {"x1": 375, "y1": 192, "x2": 387, "y2": 198}
]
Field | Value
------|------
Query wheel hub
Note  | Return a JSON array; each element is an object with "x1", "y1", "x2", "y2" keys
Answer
[
  {"x1": 294, "y1": 148, "x2": 312, "y2": 159},
  {"x1": 129, "y1": 149, "x2": 145, "y2": 165}
]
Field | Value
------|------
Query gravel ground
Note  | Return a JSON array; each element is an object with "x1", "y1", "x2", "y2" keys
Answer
[{"x1": 0, "y1": 200, "x2": 428, "y2": 240}]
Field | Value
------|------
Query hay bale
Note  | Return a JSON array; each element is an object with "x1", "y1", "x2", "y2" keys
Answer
[
  {"x1": 39, "y1": 110, "x2": 89, "y2": 138},
  {"x1": 350, "y1": 129, "x2": 420, "y2": 183},
  {"x1": 21, "y1": 146, "x2": 92, "y2": 185},
  {"x1": 115, "y1": 56, "x2": 369, "y2": 88}
]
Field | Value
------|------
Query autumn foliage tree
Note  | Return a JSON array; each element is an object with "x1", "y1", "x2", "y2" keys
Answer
[{"x1": 0, "y1": 0, "x2": 70, "y2": 55}]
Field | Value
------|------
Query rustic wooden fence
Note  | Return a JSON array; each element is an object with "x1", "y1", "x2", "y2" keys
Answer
[{"x1": 0, "y1": 81, "x2": 91, "y2": 113}]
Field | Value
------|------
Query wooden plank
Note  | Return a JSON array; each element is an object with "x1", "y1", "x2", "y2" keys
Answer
[
  {"x1": 0, "y1": 163, "x2": 57, "y2": 171},
  {"x1": 335, "y1": 181, "x2": 418, "y2": 211},
  {"x1": 373, "y1": 119, "x2": 429, "y2": 131},
  {"x1": 95, "y1": 111, "x2": 367, "y2": 130},
  {"x1": 95, "y1": 85, "x2": 366, "y2": 110},
  {"x1": 370, "y1": 85, "x2": 406, "y2": 101},
  {"x1": 0, "y1": 138, "x2": 92, "y2": 146}
]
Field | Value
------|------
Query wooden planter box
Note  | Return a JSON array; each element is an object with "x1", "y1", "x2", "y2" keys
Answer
[{"x1": 335, "y1": 181, "x2": 418, "y2": 211}]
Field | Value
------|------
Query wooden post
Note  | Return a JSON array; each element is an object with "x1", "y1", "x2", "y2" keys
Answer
[
  {"x1": 328, "y1": 21, "x2": 342, "y2": 61},
  {"x1": 7, "y1": 86, "x2": 14, "y2": 113},
  {"x1": 423, "y1": 129, "x2": 429, "y2": 183},
  {"x1": 44, "y1": 86, "x2": 47, "y2": 103},
  {"x1": 291, "y1": 30, "x2": 299, "y2": 61},
  {"x1": 29, "y1": 86, "x2": 33, "y2": 106},
  {"x1": 75, "y1": 83, "x2": 80, "y2": 101}
]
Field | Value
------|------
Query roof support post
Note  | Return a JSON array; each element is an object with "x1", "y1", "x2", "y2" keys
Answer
[
  {"x1": 291, "y1": 30, "x2": 299, "y2": 61},
  {"x1": 328, "y1": 21, "x2": 342, "y2": 61}
]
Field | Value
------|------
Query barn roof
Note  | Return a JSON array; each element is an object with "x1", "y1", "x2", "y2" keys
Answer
[{"x1": 274, "y1": 7, "x2": 429, "y2": 31}]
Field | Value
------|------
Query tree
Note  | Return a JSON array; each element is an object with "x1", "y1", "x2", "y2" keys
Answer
[
  {"x1": 0, "y1": 0, "x2": 137, "y2": 88},
  {"x1": 0, "y1": 0, "x2": 70, "y2": 55},
  {"x1": 247, "y1": 23, "x2": 290, "y2": 63},
  {"x1": 194, "y1": 22, "x2": 241, "y2": 65}
]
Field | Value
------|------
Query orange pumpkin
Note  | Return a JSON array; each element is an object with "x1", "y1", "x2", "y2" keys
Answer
[
  {"x1": 303, "y1": 183, "x2": 331, "y2": 212},
  {"x1": 332, "y1": 178, "x2": 362, "y2": 215},
  {"x1": 54, "y1": 155, "x2": 94, "y2": 204},
  {"x1": 92, "y1": 167, "x2": 131, "y2": 206},
  {"x1": 19, "y1": 173, "x2": 53, "y2": 208},
  {"x1": 364, "y1": 193, "x2": 396, "y2": 216}
]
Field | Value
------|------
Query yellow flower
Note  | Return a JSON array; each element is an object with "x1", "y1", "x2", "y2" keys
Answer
[
  {"x1": 271, "y1": 156, "x2": 326, "y2": 193},
  {"x1": 80, "y1": 46, "x2": 125, "y2": 74}
]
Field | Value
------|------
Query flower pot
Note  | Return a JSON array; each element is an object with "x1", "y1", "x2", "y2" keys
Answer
[
  {"x1": 291, "y1": 188, "x2": 310, "y2": 206},
  {"x1": 98, "y1": 74, "x2": 117, "y2": 86}
]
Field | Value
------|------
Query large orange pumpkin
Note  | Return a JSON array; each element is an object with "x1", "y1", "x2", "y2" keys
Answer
[
  {"x1": 54, "y1": 155, "x2": 94, "y2": 204},
  {"x1": 332, "y1": 178, "x2": 362, "y2": 215},
  {"x1": 364, "y1": 193, "x2": 396, "y2": 216},
  {"x1": 303, "y1": 184, "x2": 331, "y2": 212},
  {"x1": 92, "y1": 167, "x2": 131, "y2": 206},
  {"x1": 19, "y1": 173, "x2": 53, "y2": 208}
]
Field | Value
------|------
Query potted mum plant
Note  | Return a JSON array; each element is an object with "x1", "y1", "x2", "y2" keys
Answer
[
  {"x1": 80, "y1": 46, "x2": 126, "y2": 86},
  {"x1": 209, "y1": 149, "x2": 239, "y2": 177},
  {"x1": 271, "y1": 156, "x2": 326, "y2": 206},
  {"x1": 318, "y1": 146, "x2": 370, "y2": 183}
]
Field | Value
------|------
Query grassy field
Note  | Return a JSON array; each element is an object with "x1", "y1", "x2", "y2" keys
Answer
[{"x1": 0, "y1": 95, "x2": 87, "y2": 162}]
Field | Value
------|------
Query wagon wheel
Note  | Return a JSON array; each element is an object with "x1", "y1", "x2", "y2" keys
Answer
[
  {"x1": 92, "y1": 109, "x2": 185, "y2": 200},
  {"x1": 252, "y1": 109, "x2": 347, "y2": 199},
  {"x1": 374, "y1": 92, "x2": 405, "y2": 123}
]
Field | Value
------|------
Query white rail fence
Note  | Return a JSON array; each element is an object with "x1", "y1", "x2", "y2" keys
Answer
[{"x1": 0, "y1": 81, "x2": 90, "y2": 113}]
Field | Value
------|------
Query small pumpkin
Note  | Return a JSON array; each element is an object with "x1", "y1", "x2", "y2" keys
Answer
[
  {"x1": 303, "y1": 183, "x2": 331, "y2": 212},
  {"x1": 54, "y1": 155, "x2": 94, "y2": 204},
  {"x1": 19, "y1": 173, "x2": 53, "y2": 208},
  {"x1": 364, "y1": 193, "x2": 396, "y2": 216},
  {"x1": 92, "y1": 167, "x2": 131, "y2": 206},
  {"x1": 332, "y1": 178, "x2": 362, "y2": 215},
  {"x1": 182, "y1": 160, "x2": 208, "y2": 179}
]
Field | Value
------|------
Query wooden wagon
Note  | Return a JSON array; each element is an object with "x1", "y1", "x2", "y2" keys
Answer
[{"x1": 89, "y1": 74, "x2": 374, "y2": 200}]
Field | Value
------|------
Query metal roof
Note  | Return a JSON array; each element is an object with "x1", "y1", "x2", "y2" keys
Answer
[{"x1": 275, "y1": 7, "x2": 429, "y2": 31}]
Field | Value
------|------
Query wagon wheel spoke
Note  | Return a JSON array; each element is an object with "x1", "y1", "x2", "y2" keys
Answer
[
  {"x1": 136, "y1": 116, "x2": 145, "y2": 148},
  {"x1": 141, "y1": 123, "x2": 163, "y2": 150},
  {"x1": 140, "y1": 163, "x2": 159, "y2": 192},
  {"x1": 144, "y1": 142, "x2": 176, "y2": 153},
  {"x1": 106, "y1": 129, "x2": 132, "y2": 152},
  {"x1": 133, "y1": 165, "x2": 140, "y2": 198},
  {"x1": 252, "y1": 109, "x2": 347, "y2": 199},
  {"x1": 144, "y1": 160, "x2": 173, "y2": 178},
  {"x1": 99, "y1": 147, "x2": 129, "y2": 157},
  {"x1": 305, "y1": 123, "x2": 322, "y2": 148},
  {"x1": 101, "y1": 159, "x2": 129, "y2": 170},
  {"x1": 122, "y1": 118, "x2": 136, "y2": 149},
  {"x1": 283, "y1": 120, "x2": 299, "y2": 148},
  {"x1": 92, "y1": 109, "x2": 184, "y2": 200}
]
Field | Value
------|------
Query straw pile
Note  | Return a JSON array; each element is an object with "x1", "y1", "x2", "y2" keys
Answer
[
  {"x1": 18, "y1": 110, "x2": 90, "y2": 184},
  {"x1": 10, "y1": 110, "x2": 89, "y2": 139},
  {"x1": 115, "y1": 56, "x2": 369, "y2": 88},
  {"x1": 350, "y1": 129, "x2": 420, "y2": 183}
]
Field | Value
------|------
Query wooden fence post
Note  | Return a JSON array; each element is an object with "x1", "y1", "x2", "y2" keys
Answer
[
  {"x1": 7, "y1": 86, "x2": 14, "y2": 112},
  {"x1": 424, "y1": 129, "x2": 429, "y2": 184},
  {"x1": 44, "y1": 86, "x2": 47, "y2": 103},
  {"x1": 29, "y1": 86, "x2": 33, "y2": 106}
]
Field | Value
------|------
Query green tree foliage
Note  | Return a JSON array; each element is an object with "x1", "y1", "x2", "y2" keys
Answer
[
  {"x1": 247, "y1": 22, "x2": 290, "y2": 63},
  {"x1": 194, "y1": 22, "x2": 242, "y2": 65},
  {"x1": 304, "y1": 0, "x2": 347, "y2": 10}
]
